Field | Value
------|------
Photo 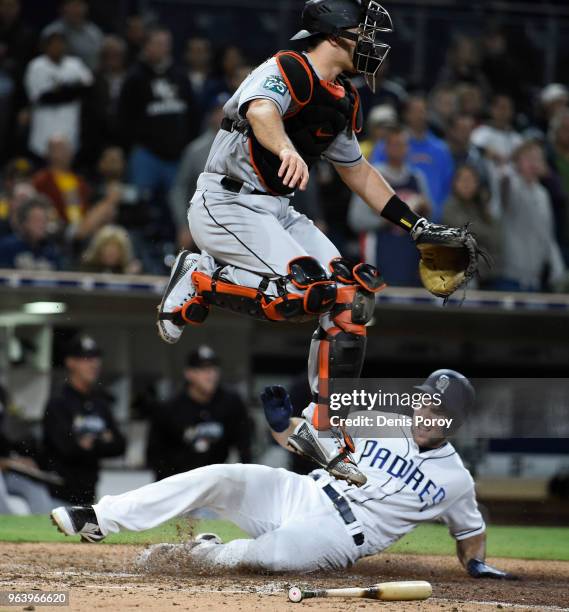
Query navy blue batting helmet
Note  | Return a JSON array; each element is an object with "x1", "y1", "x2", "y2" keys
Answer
[{"x1": 415, "y1": 369, "x2": 475, "y2": 429}]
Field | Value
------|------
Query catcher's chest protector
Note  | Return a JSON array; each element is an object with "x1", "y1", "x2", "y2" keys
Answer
[{"x1": 250, "y1": 50, "x2": 362, "y2": 195}]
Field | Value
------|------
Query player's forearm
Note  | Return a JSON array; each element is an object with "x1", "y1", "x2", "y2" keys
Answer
[
  {"x1": 335, "y1": 158, "x2": 394, "y2": 213},
  {"x1": 336, "y1": 159, "x2": 424, "y2": 233},
  {"x1": 456, "y1": 533, "x2": 486, "y2": 568},
  {"x1": 246, "y1": 99, "x2": 296, "y2": 157},
  {"x1": 271, "y1": 417, "x2": 302, "y2": 450}
]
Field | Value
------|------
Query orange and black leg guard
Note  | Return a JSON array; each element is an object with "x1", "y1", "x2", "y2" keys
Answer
[
  {"x1": 191, "y1": 257, "x2": 337, "y2": 322},
  {"x1": 308, "y1": 258, "x2": 386, "y2": 431}
]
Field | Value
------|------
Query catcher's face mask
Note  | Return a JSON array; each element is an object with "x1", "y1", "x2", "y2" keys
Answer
[{"x1": 340, "y1": 2, "x2": 393, "y2": 92}]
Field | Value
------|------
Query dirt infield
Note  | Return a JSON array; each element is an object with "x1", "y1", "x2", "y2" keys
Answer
[{"x1": 0, "y1": 543, "x2": 567, "y2": 611}]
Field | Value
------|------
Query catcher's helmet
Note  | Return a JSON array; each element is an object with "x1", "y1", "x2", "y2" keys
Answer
[
  {"x1": 415, "y1": 369, "x2": 475, "y2": 430},
  {"x1": 291, "y1": 0, "x2": 393, "y2": 91}
]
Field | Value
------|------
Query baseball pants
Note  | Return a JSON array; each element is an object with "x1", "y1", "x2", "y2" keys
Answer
[
  {"x1": 94, "y1": 464, "x2": 361, "y2": 571},
  {"x1": 188, "y1": 172, "x2": 365, "y2": 407}
]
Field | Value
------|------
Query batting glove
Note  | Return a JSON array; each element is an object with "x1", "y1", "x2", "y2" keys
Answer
[
  {"x1": 261, "y1": 385, "x2": 293, "y2": 433},
  {"x1": 467, "y1": 559, "x2": 519, "y2": 580}
]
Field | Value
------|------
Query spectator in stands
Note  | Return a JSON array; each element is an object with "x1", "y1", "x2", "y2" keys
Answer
[
  {"x1": 496, "y1": 141, "x2": 565, "y2": 292},
  {"x1": 92, "y1": 145, "x2": 149, "y2": 229},
  {"x1": 24, "y1": 30, "x2": 93, "y2": 160},
  {"x1": 359, "y1": 104, "x2": 397, "y2": 160},
  {"x1": 80, "y1": 224, "x2": 141, "y2": 274},
  {"x1": 353, "y1": 59, "x2": 408, "y2": 117},
  {"x1": 0, "y1": 157, "x2": 34, "y2": 235},
  {"x1": 42, "y1": 0, "x2": 103, "y2": 71},
  {"x1": 118, "y1": 26, "x2": 196, "y2": 200},
  {"x1": 471, "y1": 94, "x2": 523, "y2": 167},
  {"x1": 124, "y1": 14, "x2": 146, "y2": 64},
  {"x1": 539, "y1": 84, "x2": 569, "y2": 132},
  {"x1": 480, "y1": 24, "x2": 523, "y2": 103},
  {"x1": 0, "y1": 382, "x2": 54, "y2": 514},
  {"x1": 548, "y1": 110, "x2": 569, "y2": 231},
  {"x1": 443, "y1": 165, "x2": 500, "y2": 288},
  {"x1": 42, "y1": 334, "x2": 125, "y2": 504},
  {"x1": 184, "y1": 36, "x2": 213, "y2": 115},
  {"x1": 446, "y1": 114, "x2": 487, "y2": 183},
  {"x1": 169, "y1": 93, "x2": 228, "y2": 249},
  {"x1": 437, "y1": 35, "x2": 488, "y2": 91},
  {"x1": 33, "y1": 134, "x2": 120, "y2": 242},
  {"x1": 0, "y1": 0, "x2": 36, "y2": 161},
  {"x1": 371, "y1": 95, "x2": 454, "y2": 222},
  {"x1": 0, "y1": 0, "x2": 37, "y2": 79},
  {"x1": 87, "y1": 35, "x2": 128, "y2": 151},
  {"x1": 203, "y1": 44, "x2": 244, "y2": 105},
  {"x1": 146, "y1": 345, "x2": 252, "y2": 481},
  {"x1": 455, "y1": 82, "x2": 485, "y2": 122},
  {"x1": 349, "y1": 126, "x2": 430, "y2": 287},
  {"x1": 0, "y1": 195, "x2": 61, "y2": 270},
  {"x1": 428, "y1": 84, "x2": 457, "y2": 138}
]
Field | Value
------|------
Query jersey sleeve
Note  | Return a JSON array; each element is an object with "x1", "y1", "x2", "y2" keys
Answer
[
  {"x1": 440, "y1": 482, "x2": 486, "y2": 541},
  {"x1": 238, "y1": 60, "x2": 292, "y2": 118},
  {"x1": 322, "y1": 130, "x2": 364, "y2": 167}
]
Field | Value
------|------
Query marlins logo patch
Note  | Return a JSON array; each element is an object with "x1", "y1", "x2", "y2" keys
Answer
[{"x1": 263, "y1": 75, "x2": 287, "y2": 96}]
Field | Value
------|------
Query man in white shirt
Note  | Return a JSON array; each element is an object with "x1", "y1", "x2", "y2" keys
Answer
[
  {"x1": 470, "y1": 94, "x2": 523, "y2": 165},
  {"x1": 42, "y1": 0, "x2": 103, "y2": 71},
  {"x1": 24, "y1": 30, "x2": 93, "y2": 159}
]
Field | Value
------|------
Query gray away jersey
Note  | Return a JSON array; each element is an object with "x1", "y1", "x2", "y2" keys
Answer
[
  {"x1": 305, "y1": 407, "x2": 486, "y2": 554},
  {"x1": 204, "y1": 54, "x2": 363, "y2": 193}
]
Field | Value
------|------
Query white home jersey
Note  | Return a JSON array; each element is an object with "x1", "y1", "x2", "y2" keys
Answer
[{"x1": 306, "y1": 408, "x2": 486, "y2": 556}]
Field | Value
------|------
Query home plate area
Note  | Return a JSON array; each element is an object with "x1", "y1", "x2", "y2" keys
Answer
[{"x1": 1, "y1": 543, "x2": 568, "y2": 611}]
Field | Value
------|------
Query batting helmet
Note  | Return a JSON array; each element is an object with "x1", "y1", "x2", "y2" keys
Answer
[
  {"x1": 415, "y1": 369, "x2": 476, "y2": 430},
  {"x1": 291, "y1": 0, "x2": 393, "y2": 91}
]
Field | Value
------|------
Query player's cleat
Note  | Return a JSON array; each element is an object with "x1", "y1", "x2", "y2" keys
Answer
[
  {"x1": 157, "y1": 250, "x2": 208, "y2": 344},
  {"x1": 50, "y1": 506, "x2": 105, "y2": 543},
  {"x1": 194, "y1": 532, "x2": 222, "y2": 545},
  {"x1": 288, "y1": 421, "x2": 367, "y2": 487}
]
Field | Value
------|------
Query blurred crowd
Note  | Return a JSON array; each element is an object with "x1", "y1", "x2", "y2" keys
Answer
[{"x1": 0, "y1": 0, "x2": 568, "y2": 291}]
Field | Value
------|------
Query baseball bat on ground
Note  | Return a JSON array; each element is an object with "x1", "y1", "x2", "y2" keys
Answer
[{"x1": 287, "y1": 580, "x2": 432, "y2": 603}]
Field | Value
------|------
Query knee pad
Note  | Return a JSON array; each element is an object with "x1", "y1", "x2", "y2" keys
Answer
[
  {"x1": 329, "y1": 257, "x2": 386, "y2": 293},
  {"x1": 331, "y1": 285, "x2": 375, "y2": 334},
  {"x1": 288, "y1": 257, "x2": 337, "y2": 315},
  {"x1": 191, "y1": 256, "x2": 337, "y2": 323}
]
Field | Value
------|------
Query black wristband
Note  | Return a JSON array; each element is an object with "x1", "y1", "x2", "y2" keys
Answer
[{"x1": 381, "y1": 195, "x2": 422, "y2": 232}]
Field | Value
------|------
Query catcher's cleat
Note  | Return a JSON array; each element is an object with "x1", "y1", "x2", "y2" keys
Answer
[
  {"x1": 50, "y1": 506, "x2": 105, "y2": 543},
  {"x1": 157, "y1": 250, "x2": 208, "y2": 344},
  {"x1": 288, "y1": 420, "x2": 367, "y2": 487}
]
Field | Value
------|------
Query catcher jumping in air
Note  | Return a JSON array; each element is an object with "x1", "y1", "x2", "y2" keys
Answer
[{"x1": 157, "y1": 0, "x2": 479, "y2": 484}]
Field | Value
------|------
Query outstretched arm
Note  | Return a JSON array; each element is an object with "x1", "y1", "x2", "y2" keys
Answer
[
  {"x1": 271, "y1": 417, "x2": 302, "y2": 451},
  {"x1": 334, "y1": 159, "x2": 426, "y2": 234},
  {"x1": 457, "y1": 533, "x2": 518, "y2": 580},
  {"x1": 260, "y1": 385, "x2": 303, "y2": 452},
  {"x1": 456, "y1": 532, "x2": 486, "y2": 568},
  {"x1": 246, "y1": 99, "x2": 309, "y2": 191},
  {"x1": 334, "y1": 158, "x2": 394, "y2": 214}
]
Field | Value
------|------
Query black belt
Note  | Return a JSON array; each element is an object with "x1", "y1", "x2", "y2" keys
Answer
[
  {"x1": 221, "y1": 117, "x2": 237, "y2": 132},
  {"x1": 220, "y1": 176, "x2": 266, "y2": 196},
  {"x1": 322, "y1": 484, "x2": 365, "y2": 546}
]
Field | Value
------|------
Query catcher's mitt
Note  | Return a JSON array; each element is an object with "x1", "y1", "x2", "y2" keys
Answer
[{"x1": 412, "y1": 222, "x2": 482, "y2": 301}]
